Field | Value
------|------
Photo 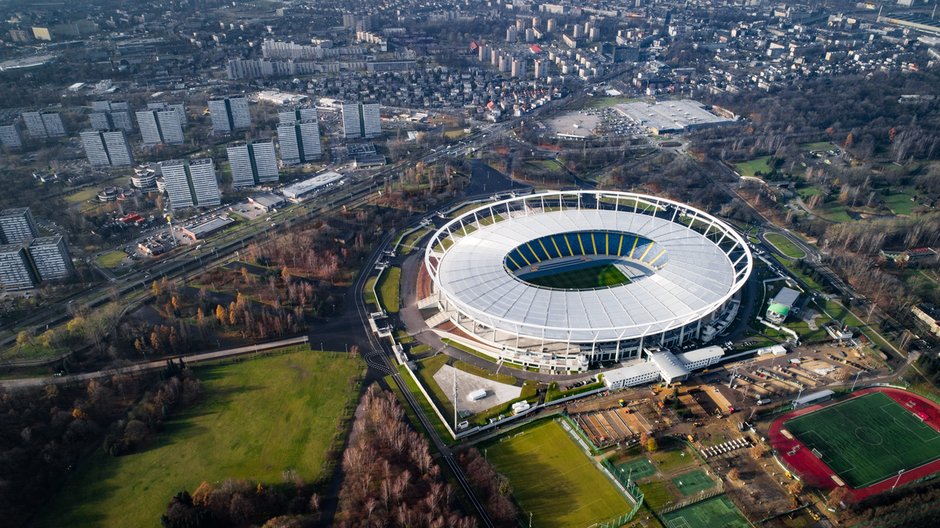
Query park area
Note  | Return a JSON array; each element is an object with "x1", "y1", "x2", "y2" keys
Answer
[
  {"x1": 38, "y1": 349, "x2": 364, "y2": 528},
  {"x1": 661, "y1": 495, "x2": 750, "y2": 528},
  {"x1": 781, "y1": 390, "x2": 940, "y2": 489},
  {"x1": 525, "y1": 263, "x2": 629, "y2": 290},
  {"x1": 485, "y1": 419, "x2": 632, "y2": 528}
]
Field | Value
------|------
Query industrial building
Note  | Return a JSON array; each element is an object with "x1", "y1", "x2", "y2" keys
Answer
[
  {"x1": 614, "y1": 99, "x2": 733, "y2": 135},
  {"x1": 280, "y1": 171, "x2": 343, "y2": 200}
]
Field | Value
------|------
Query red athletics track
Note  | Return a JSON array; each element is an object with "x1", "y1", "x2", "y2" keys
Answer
[{"x1": 768, "y1": 387, "x2": 940, "y2": 501}]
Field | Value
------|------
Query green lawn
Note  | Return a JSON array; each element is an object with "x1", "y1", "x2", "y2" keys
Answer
[
  {"x1": 398, "y1": 226, "x2": 431, "y2": 255},
  {"x1": 816, "y1": 203, "x2": 853, "y2": 223},
  {"x1": 672, "y1": 469, "x2": 716, "y2": 496},
  {"x1": 65, "y1": 186, "x2": 104, "y2": 204},
  {"x1": 95, "y1": 250, "x2": 127, "y2": 269},
  {"x1": 801, "y1": 141, "x2": 833, "y2": 153},
  {"x1": 486, "y1": 420, "x2": 632, "y2": 528},
  {"x1": 377, "y1": 266, "x2": 401, "y2": 313},
  {"x1": 662, "y1": 495, "x2": 750, "y2": 528},
  {"x1": 525, "y1": 263, "x2": 629, "y2": 290},
  {"x1": 39, "y1": 349, "x2": 363, "y2": 528},
  {"x1": 764, "y1": 233, "x2": 806, "y2": 259},
  {"x1": 796, "y1": 185, "x2": 824, "y2": 200},
  {"x1": 637, "y1": 480, "x2": 677, "y2": 511},
  {"x1": 650, "y1": 439, "x2": 695, "y2": 472},
  {"x1": 735, "y1": 156, "x2": 776, "y2": 177},
  {"x1": 784, "y1": 391, "x2": 940, "y2": 488},
  {"x1": 527, "y1": 159, "x2": 566, "y2": 175},
  {"x1": 363, "y1": 275, "x2": 378, "y2": 306},
  {"x1": 883, "y1": 191, "x2": 917, "y2": 216}
]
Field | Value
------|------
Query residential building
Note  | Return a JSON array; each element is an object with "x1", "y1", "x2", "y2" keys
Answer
[
  {"x1": 341, "y1": 102, "x2": 381, "y2": 138},
  {"x1": 278, "y1": 119, "x2": 322, "y2": 164},
  {"x1": 136, "y1": 108, "x2": 185, "y2": 145},
  {"x1": 27, "y1": 235, "x2": 73, "y2": 281},
  {"x1": 0, "y1": 244, "x2": 37, "y2": 289},
  {"x1": 80, "y1": 130, "x2": 134, "y2": 167},
  {"x1": 22, "y1": 111, "x2": 66, "y2": 139},
  {"x1": 278, "y1": 107, "x2": 318, "y2": 124},
  {"x1": 159, "y1": 158, "x2": 221, "y2": 210},
  {"x1": 90, "y1": 101, "x2": 134, "y2": 131},
  {"x1": 227, "y1": 141, "x2": 279, "y2": 187},
  {"x1": 208, "y1": 96, "x2": 251, "y2": 133},
  {"x1": 0, "y1": 124, "x2": 21, "y2": 148},
  {"x1": 147, "y1": 102, "x2": 187, "y2": 125},
  {"x1": 0, "y1": 208, "x2": 38, "y2": 244}
]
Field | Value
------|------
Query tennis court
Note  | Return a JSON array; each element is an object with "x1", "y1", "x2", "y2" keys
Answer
[
  {"x1": 783, "y1": 391, "x2": 940, "y2": 488},
  {"x1": 486, "y1": 420, "x2": 632, "y2": 528},
  {"x1": 662, "y1": 495, "x2": 750, "y2": 528},
  {"x1": 672, "y1": 469, "x2": 716, "y2": 496},
  {"x1": 616, "y1": 458, "x2": 657, "y2": 480}
]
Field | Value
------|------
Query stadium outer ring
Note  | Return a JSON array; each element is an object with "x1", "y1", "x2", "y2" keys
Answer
[{"x1": 423, "y1": 190, "x2": 753, "y2": 356}]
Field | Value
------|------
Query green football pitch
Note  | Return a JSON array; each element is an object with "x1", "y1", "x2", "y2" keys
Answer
[
  {"x1": 616, "y1": 458, "x2": 657, "y2": 480},
  {"x1": 525, "y1": 263, "x2": 630, "y2": 290},
  {"x1": 486, "y1": 420, "x2": 632, "y2": 528},
  {"x1": 784, "y1": 392, "x2": 940, "y2": 488},
  {"x1": 662, "y1": 495, "x2": 749, "y2": 528}
]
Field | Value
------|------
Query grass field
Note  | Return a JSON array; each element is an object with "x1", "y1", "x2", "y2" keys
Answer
[
  {"x1": 764, "y1": 233, "x2": 806, "y2": 259},
  {"x1": 638, "y1": 480, "x2": 677, "y2": 511},
  {"x1": 377, "y1": 266, "x2": 401, "y2": 313},
  {"x1": 363, "y1": 275, "x2": 378, "y2": 306},
  {"x1": 735, "y1": 156, "x2": 776, "y2": 177},
  {"x1": 486, "y1": 420, "x2": 631, "y2": 528},
  {"x1": 802, "y1": 141, "x2": 833, "y2": 153},
  {"x1": 784, "y1": 392, "x2": 940, "y2": 488},
  {"x1": 398, "y1": 226, "x2": 431, "y2": 255},
  {"x1": 39, "y1": 350, "x2": 363, "y2": 528},
  {"x1": 883, "y1": 191, "x2": 917, "y2": 216},
  {"x1": 662, "y1": 495, "x2": 750, "y2": 528},
  {"x1": 672, "y1": 469, "x2": 715, "y2": 496},
  {"x1": 525, "y1": 263, "x2": 629, "y2": 290},
  {"x1": 95, "y1": 250, "x2": 127, "y2": 268}
]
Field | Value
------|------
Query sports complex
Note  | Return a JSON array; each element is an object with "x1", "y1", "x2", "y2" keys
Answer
[
  {"x1": 422, "y1": 190, "x2": 752, "y2": 372},
  {"x1": 770, "y1": 387, "x2": 940, "y2": 500}
]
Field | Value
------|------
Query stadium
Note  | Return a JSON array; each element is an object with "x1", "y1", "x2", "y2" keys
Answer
[{"x1": 422, "y1": 190, "x2": 752, "y2": 373}]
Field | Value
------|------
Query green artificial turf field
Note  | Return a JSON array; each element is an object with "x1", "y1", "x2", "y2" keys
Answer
[
  {"x1": 662, "y1": 495, "x2": 750, "y2": 528},
  {"x1": 525, "y1": 263, "x2": 630, "y2": 290},
  {"x1": 784, "y1": 392, "x2": 940, "y2": 488},
  {"x1": 672, "y1": 469, "x2": 716, "y2": 496},
  {"x1": 486, "y1": 420, "x2": 631, "y2": 528},
  {"x1": 764, "y1": 233, "x2": 806, "y2": 259},
  {"x1": 39, "y1": 349, "x2": 363, "y2": 528}
]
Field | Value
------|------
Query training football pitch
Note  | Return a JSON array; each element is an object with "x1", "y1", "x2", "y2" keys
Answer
[
  {"x1": 662, "y1": 495, "x2": 749, "y2": 528},
  {"x1": 784, "y1": 392, "x2": 940, "y2": 488},
  {"x1": 525, "y1": 263, "x2": 630, "y2": 290},
  {"x1": 486, "y1": 420, "x2": 631, "y2": 528}
]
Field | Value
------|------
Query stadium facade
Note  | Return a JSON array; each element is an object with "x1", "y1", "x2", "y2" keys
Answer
[{"x1": 423, "y1": 191, "x2": 752, "y2": 372}]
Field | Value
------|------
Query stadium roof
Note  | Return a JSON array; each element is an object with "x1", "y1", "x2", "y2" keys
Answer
[{"x1": 428, "y1": 192, "x2": 751, "y2": 343}]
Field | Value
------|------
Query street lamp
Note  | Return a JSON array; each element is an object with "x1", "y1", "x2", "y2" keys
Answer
[
  {"x1": 892, "y1": 469, "x2": 904, "y2": 490},
  {"x1": 851, "y1": 370, "x2": 862, "y2": 392}
]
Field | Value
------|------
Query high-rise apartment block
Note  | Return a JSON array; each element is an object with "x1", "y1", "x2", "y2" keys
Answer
[
  {"x1": 28, "y1": 235, "x2": 73, "y2": 281},
  {"x1": 90, "y1": 101, "x2": 134, "y2": 132},
  {"x1": 0, "y1": 124, "x2": 21, "y2": 148},
  {"x1": 0, "y1": 244, "x2": 36, "y2": 289},
  {"x1": 80, "y1": 130, "x2": 134, "y2": 167},
  {"x1": 341, "y1": 102, "x2": 381, "y2": 139},
  {"x1": 277, "y1": 108, "x2": 322, "y2": 164},
  {"x1": 208, "y1": 97, "x2": 251, "y2": 133},
  {"x1": 137, "y1": 108, "x2": 185, "y2": 145},
  {"x1": 22, "y1": 111, "x2": 66, "y2": 139},
  {"x1": 0, "y1": 208, "x2": 38, "y2": 244},
  {"x1": 160, "y1": 158, "x2": 222, "y2": 210},
  {"x1": 227, "y1": 141, "x2": 279, "y2": 187}
]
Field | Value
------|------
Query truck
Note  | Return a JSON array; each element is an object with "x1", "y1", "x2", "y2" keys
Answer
[{"x1": 467, "y1": 389, "x2": 487, "y2": 402}]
